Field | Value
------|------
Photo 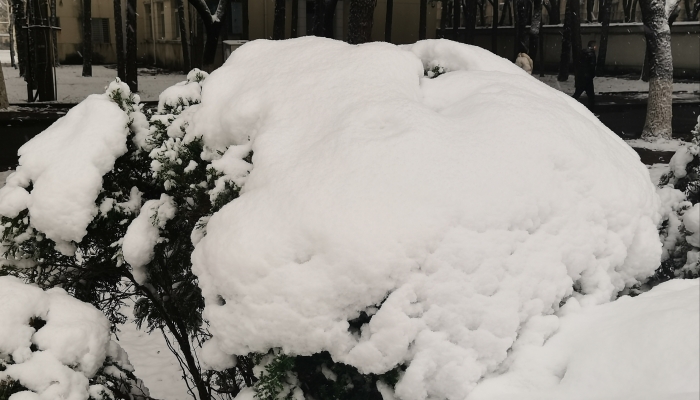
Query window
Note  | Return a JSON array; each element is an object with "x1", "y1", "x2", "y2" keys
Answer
[
  {"x1": 145, "y1": 3, "x2": 153, "y2": 40},
  {"x1": 91, "y1": 18, "x2": 110, "y2": 43}
]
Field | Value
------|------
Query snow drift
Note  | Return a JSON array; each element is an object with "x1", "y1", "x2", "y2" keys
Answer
[{"x1": 186, "y1": 38, "x2": 662, "y2": 399}]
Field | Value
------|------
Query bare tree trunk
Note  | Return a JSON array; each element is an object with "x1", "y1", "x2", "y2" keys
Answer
[
  {"x1": 386, "y1": 0, "x2": 394, "y2": 41},
  {"x1": 641, "y1": 1, "x2": 678, "y2": 82},
  {"x1": 596, "y1": 0, "x2": 610, "y2": 73},
  {"x1": 323, "y1": 0, "x2": 338, "y2": 38},
  {"x1": 50, "y1": 0, "x2": 58, "y2": 65},
  {"x1": 558, "y1": 0, "x2": 572, "y2": 80},
  {"x1": 631, "y1": 0, "x2": 639, "y2": 20},
  {"x1": 313, "y1": 0, "x2": 325, "y2": 36},
  {"x1": 464, "y1": 0, "x2": 477, "y2": 43},
  {"x1": 439, "y1": 0, "x2": 448, "y2": 37},
  {"x1": 544, "y1": 0, "x2": 561, "y2": 24},
  {"x1": 478, "y1": 0, "x2": 486, "y2": 26},
  {"x1": 514, "y1": 0, "x2": 528, "y2": 56},
  {"x1": 586, "y1": 0, "x2": 594, "y2": 21},
  {"x1": 530, "y1": 0, "x2": 543, "y2": 60},
  {"x1": 0, "y1": 63, "x2": 9, "y2": 109},
  {"x1": 82, "y1": 0, "x2": 92, "y2": 76},
  {"x1": 189, "y1": 0, "x2": 230, "y2": 66},
  {"x1": 692, "y1": 0, "x2": 700, "y2": 19},
  {"x1": 125, "y1": 0, "x2": 137, "y2": 91},
  {"x1": 490, "y1": 0, "x2": 498, "y2": 52},
  {"x1": 499, "y1": 0, "x2": 512, "y2": 25},
  {"x1": 176, "y1": 0, "x2": 190, "y2": 71},
  {"x1": 623, "y1": 0, "x2": 632, "y2": 21},
  {"x1": 348, "y1": 0, "x2": 376, "y2": 44},
  {"x1": 453, "y1": 0, "x2": 461, "y2": 39},
  {"x1": 273, "y1": 0, "x2": 286, "y2": 39},
  {"x1": 9, "y1": 9, "x2": 17, "y2": 68},
  {"x1": 113, "y1": 0, "x2": 126, "y2": 81},
  {"x1": 418, "y1": 0, "x2": 426, "y2": 40},
  {"x1": 640, "y1": 0, "x2": 673, "y2": 139},
  {"x1": 291, "y1": 0, "x2": 299, "y2": 37}
]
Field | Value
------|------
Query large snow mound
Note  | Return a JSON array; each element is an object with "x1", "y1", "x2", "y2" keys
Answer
[
  {"x1": 470, "y1": 278, "x2": 699, "y2": 400},
  {"x1": 0, "y1": 84, "x2": 130, "y2": 246},
  {"x1": 189, "y1": 38, "x2": 661, "y2": 399}
]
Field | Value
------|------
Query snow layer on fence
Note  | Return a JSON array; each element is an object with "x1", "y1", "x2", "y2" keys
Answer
[{"x1": 188, "y1": 37, "x2": 661, "y2": 399}]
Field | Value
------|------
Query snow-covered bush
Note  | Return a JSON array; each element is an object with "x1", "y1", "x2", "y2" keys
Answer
[
  {"x1": 654, "y1": 116, "x2": 700, "y2": 281},
  {"x1": 0, "y1": 74, "x2": 252, "y2": 399},
  {"x1": 0, "y1": 276, "x2": 149, "y2": 400},
  {"x1": 0, "y1": 37, "x2": 676, "y2": 400}
]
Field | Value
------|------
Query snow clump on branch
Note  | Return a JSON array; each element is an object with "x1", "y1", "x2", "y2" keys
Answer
[{"x1": 187, "y1": 38, "x2": 662, "y2": 399}]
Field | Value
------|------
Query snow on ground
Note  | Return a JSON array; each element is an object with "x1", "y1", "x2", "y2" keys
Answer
[
  {"x1": 115, "y1": 302, "x2": 191, "y2": 400},
  {"x1": 470, "y1": 278, "x2": 700, "y2": 400},
  {"x1": 626, "y1": 138, "x2": 691, "y2": 152},
  {"x1": 189, "y1": 38, "x2": 662, "y2": 399},
  {"x1": 538, "y1": 74, "x2": 700, "y2": 95},
  {"x1": 1, "y1": 65, "x2": 186, "y2": 103}
]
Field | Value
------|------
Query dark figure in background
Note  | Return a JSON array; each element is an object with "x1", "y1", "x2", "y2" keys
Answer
[{"x1": 573, "y1": 41, "x2": 597, "y2": 108}]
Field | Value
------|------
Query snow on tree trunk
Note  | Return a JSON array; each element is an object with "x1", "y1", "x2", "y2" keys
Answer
[
  {"x1": 348, "y1": 0, "x2": 377, "y2": 44},
  {"x1": 640, "y1": 0, "x2": 673, "y2": 139},
  {"x1": 82, "y1": 0, "x2": 92, "y2": 77}
]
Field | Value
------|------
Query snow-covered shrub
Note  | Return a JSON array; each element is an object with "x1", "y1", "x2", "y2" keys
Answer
[
  {"x1": 654, "y1": 117, "x2": 700, "y2": 280},
  {"x1": 0, "y1": 276, "x2": 149, "y2": 400},
  {"x1": 188, "y1": 38, "x2": 661, "y2": 400},
  {"x1": 0, "y1": 73, "x2": 253, "y2": 398}
]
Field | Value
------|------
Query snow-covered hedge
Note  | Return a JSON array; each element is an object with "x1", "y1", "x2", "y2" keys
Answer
[
  {"x1": 0, "y1": 37, "x2": 694, "y2": 400},
  {"x1": 655, "y1": 116, "x2": 700, "y2": 281},
  {"x1": 0, "y1": 276, "x2": 149, "y2": 400}
]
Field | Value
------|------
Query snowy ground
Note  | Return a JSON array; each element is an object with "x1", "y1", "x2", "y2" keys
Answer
[
  {"x1": 1, "y1": 64, "x2": 186, "y2": 103},
  {"x1": 537, "y1": 74, "x2": 700, "y2": 95}
]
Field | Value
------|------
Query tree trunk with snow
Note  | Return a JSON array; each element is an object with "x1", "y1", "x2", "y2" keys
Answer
[
  {"x1": 348, "y1": 0, "x2": 376, "y2": 44},
  {"x1": 641, "y1": 0, "x2": 679, "y2": 82},
  {"x1": 639, "y1": 0, "x2": 674, "y2": 139},
  {"x1": 82, "y1": 0, "x2": 92, "y2": 77},
  {"x1": 113, "y1": 0, "x2": 126, "y2": 81},
  {"x1": 0, "y1": 65, "x2": 9, "y2": 109},
  {"x1": 273, "y1": 0, "x2": 286, "y2": 39},
  {"x1": 125, "y1": 0, "x2": 137, "y2": 91}
]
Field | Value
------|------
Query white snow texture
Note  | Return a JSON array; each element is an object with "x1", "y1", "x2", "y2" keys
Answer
[
  {"x1": 188, "y1": 38, "x2": 662, "y2": 400},
  {"x1": 0, "y1": 276, "x2": 146, "y2": 400},
  {"x1": 0, "y1": 82, "x2": 131, "y2": 246}
]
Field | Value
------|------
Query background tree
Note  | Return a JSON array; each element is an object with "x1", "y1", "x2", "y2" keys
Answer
[
  {"x1": 291, "y1": 0, "x2": 299, "y2": 37},
  {"x1": 641, "y1": 0, "x2": 679, "y2": 81},
  {"x1": 113, "y1": 0, "x2": 126, "y2": 81},
  {"x1": 82, "y1": 0, "x2": 91, "y2": 77},
  {"x1": 273, "y1": 0, "x2": 286, "y2": 39},
  {"x1": 543, "y1": 0, "x2": 561, "y2": 24},
  {"x1": 557, "y1": 0, "x2": 581, "y2": 81},
  {"x1": 189, "y1": 0, "x2": 230, "y2": 65},
  {"x1": 488, "y1": 0, "x2": 498, "y2": 51},
  {"x1": 125, "y1": 0, "x2": 137, "y2": 91},
  {"x1": 176, "y1": 0, "x2": 190, "y2": 72},
  {"x1": 0, "y1": 64, "x2": 8, "y2": 109},
  {"x1": 514, "y1": 0, "x2": 528, "y2": 56},
  {"x1": 453, "y1": 0, "x2": 461, "y2": 38},
  {"x1": 312, "y1": 0, "x2": 325, "y2": 35},
  {"x1": 386, "y1": 0, "x2": 393, "y2": 41},
  {"x1": 586, "y1": 0, "x2": 594, "y2": 21},
  {"x1": 464, "y1": 0, "x2": 477, "y2": 43},
  {"x1": 686, "y1": 0, "x2": 700, "y2": 19},
  {"x1": 596, "y1": 0, "x2": 611, "y2": 73},
  {"x1": 323, "y1": 0, "x2": 339, "y2": 38},
  {"x1": 529, "y1": 0, "x2": 543, "y2": 61},
  {"x1": 639, "y1": 0, "x2": 675, "y2": 138},
  {"x1": 11, "y1": 0, "x2": 27, "y2": 76},
  {"x1": 348, "y1": 0, "x2": 377, "y2": 44}
]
